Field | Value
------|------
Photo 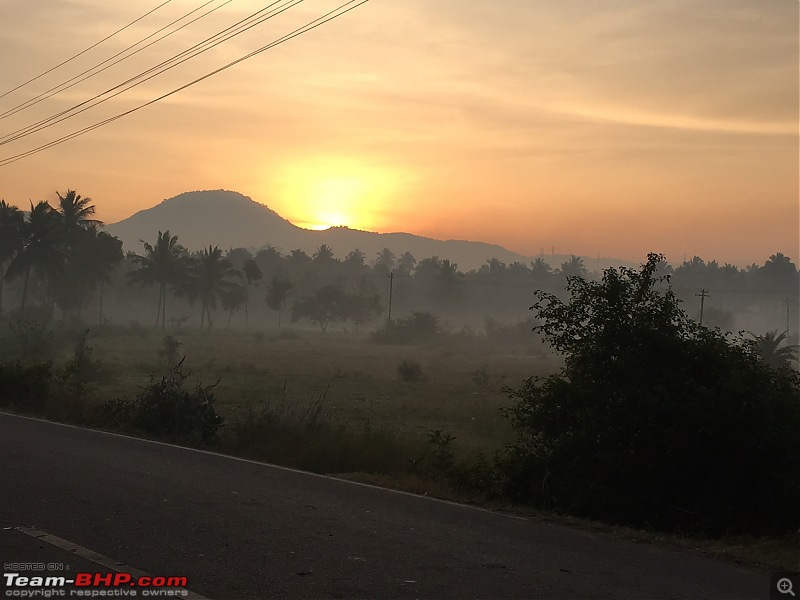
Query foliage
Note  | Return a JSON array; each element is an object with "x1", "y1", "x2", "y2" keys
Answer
[
  {"x1": 746, "y1": 330, "x2": 799, "y2": 370},
  {"x1": 104, "y1": 360, "x2": 223, "y2": 446},
  {"x1": 128, "y1": 231, "x2": 188, "y2": 330},
  {"x1": 174, "y1": 245, "x2": 241, "y2": 329},
  {"x1": 291, "y1": 285, "x2": 381, "y2": 332},
  {"x1": 373, "y1": 311, "x2": 441, "y2": 344},
  {"x1": 497, "y1": 253, "x2": 800, "y2": 536},
  {"x1": 397, "y1": 360, "x2": 424, "y2": 382},
  {"x1": 158, "y1": 335, "x2": 183, "y2": 367},
  {"x1": 0, "y1": 360, "x2": 56, "y2": 411}
]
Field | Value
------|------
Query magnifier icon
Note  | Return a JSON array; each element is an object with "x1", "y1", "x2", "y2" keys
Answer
[{"x1": 778, "y1": 578, "x2": 796, "y2": 597}]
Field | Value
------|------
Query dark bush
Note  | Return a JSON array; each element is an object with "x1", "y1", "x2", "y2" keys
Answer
[
  {"x1": 497, "y1": 253, "x2": 800, "y2": 536},
  {"x1": 373, "y1": 311, "x2": 441, "y2": 344},
  {"x1": 105, "y1": 360, "x2": 223, "y2": 446},
  {"x1": 397, "y1": 360, "x2": 424, "y2": 382},
  {"x1": 0, "y1": 360, "x2": 56, "y2": 411}
]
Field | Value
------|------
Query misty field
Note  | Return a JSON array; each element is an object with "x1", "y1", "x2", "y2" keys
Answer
[{"x1": 11, "y1": 323, "x2": 559, "y2": 454}]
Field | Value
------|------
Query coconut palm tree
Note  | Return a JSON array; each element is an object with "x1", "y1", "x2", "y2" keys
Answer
[
  {"x1": 175, "y1": 246, "x2": 241, "y2": 329},
  {"x1": 56, "y1": 189, "x2": 102, "y2": 232},
  {"x1": 241, "y1": 258, "x2": 263, "y2": 329},
  {"x1": 0, "y1": 200, "x2": 25, "y2": 313},
  {"x1": 6, "y1": 201, "x2": 64, "y2": 311},
  {"x1": 128, "y1": 231, "x2": 188, "y2": 330},
  {"x1": 72, "y1": 227, "x2": 123, "y2": 322},
  {"x1": 747, "y1": 330, "x2": 799, "y2": 370}
]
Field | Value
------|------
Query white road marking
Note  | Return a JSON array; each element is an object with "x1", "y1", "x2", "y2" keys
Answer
[{"x1": 16, "y1": 526, "x2": 210, "y2": 600}]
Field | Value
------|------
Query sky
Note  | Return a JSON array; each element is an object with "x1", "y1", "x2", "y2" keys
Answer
[{"x1": 0, "y1": 0, "x2": 797, "y2": 266}]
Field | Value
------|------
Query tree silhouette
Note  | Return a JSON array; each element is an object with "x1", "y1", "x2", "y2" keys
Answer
[
  {"x1": 128, "y1": 231, "x2": 188, "y2": 330},
  {"x1": 747, "y1": 330, "x2": 799, "y2": 369},
  {"x1": 397, "y1": 251, "x2": 416, "y2": 276},
  {"x1": 93, "y1": 230, "x2": 124, "y2": 323},
  {"x1": 559, "y1": 255, "x2": 587, "y2": 279},
  {"x1": 175, "y1": 246, "x2": 241, "y2": 329},
  {"x1": 291, "y1": 285, "x2": 347, "y2": 332},
  {"x1": 241, "y1": 258, "x2": 263, "y2": 329},
  {"x1": 6, "y1": 201, "x2": 64, "y2": 311},
  {"x1": 56, "y1": 189, "x2": 102, "y2": 231},
  {"x1": 265, "y1": 276, "x2": 293, "y2": 329},
  {"x1": 0, "y1": 200, "x2": 24, "y2": 313},
  {"x1": 375, "y1": 248, "x2": 396, "y2": 272}
]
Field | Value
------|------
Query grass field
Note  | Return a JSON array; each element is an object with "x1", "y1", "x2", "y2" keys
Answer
[{"x1": 84, "y1": 326, "x2": 560, "y2": 455}]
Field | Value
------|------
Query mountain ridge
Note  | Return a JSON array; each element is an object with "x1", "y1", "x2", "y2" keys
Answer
[{"x1": 106, "y1": 189, "x2": 624, "y2": 271}]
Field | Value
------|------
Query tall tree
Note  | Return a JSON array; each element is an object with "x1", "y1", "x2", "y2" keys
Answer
[
  {"x1": 128, "y1": 231, "x2": 188, "y2": 330},
  {"x1": 241, "y1": 258, "x2": 263, "y2": 329},
  {"x1": 56, "y1": 189, "x2": 101, "y2": 231},
  {"x1": 175, "y1": 246, "x2": 241, "y2": 329},
  {"x1": 0, "y1": 200, "x2": 25, "y2": 313},
  {"x1": 6, "y1": 201, "x2": 64, "y2": 311},
  {"x1": 265, "y1": 276, "x2": 293, "y2": 330}
]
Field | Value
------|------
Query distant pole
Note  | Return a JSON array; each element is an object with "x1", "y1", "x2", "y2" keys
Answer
[
  {"x1": 695, "y1": 288, "x2": 710, "y2": 325},
  {"x1": 786, "y1": 297, "x2": 791, "y2": 337},
  {"x1": 387, "y1": 271, "x2": 394, "y2": 323}
]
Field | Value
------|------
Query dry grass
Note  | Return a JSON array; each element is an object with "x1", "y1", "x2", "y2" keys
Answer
[{"x1": 87, "y1": 327, "x2": 560, "y2": 453}]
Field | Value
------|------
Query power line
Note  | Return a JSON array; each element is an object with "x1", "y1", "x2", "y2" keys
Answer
[
  {"x1": 0, "y1": 0, "x2": 302, "y2": 146},
  {"x1": 0, "y1": 0, "x2": 230, "y2": 122},
  {"x1": 0, "y1": 0, "x2": 370, "y2": 167},
  {"x1": 0, "y1": 0, "x2": 174, "y2": 101}
]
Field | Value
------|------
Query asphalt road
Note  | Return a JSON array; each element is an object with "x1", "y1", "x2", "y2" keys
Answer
[{"x1": 0, "y1": 412, "x2": 769, "y2": 599}]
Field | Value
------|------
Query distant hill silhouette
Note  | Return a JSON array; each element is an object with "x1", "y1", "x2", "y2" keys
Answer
[{"x1": 107, "y1": 190, "x2": 623, "y2": 271}]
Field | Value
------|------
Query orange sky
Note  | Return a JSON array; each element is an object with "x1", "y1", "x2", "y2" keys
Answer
[{"x1": 0, "y1": 0, "x2": 797, "y2": 266}]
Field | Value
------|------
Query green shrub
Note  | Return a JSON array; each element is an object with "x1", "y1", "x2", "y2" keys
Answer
[
  {"x1": 498, "y1": 253, "x2": 800, "y2": 536},
  {"x1": 104, "y1": 360, "x2": 223, "y2": 446}
]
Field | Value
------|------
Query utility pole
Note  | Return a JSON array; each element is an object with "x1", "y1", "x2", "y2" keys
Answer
[
  {"x1": 695, "y1": 288, "x2": 710, "y2": 325},
  {"x1": 785, "y1": 297, "x2": 791, "y2": 337},
  {"x1": 387, "y1": 271, "x2": 394, "y2": 323}
]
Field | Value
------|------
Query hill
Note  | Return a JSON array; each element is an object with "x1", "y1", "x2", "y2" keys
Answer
[{"x1": 107, "y1": 190, "x2": 620, "y2": 271}]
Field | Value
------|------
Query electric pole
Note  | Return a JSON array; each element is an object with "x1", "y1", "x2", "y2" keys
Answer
[
  {"x1": 695, "y1": 288, "x2": 710, "y2": 325},
  {"x1": 387, "y1": 271, "x2": 394, "y2": 323},
  {"x1": 785, "y1": 297, "x2": 791, "y2": 337}
]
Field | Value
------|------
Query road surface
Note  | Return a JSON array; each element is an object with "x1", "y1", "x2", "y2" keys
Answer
[{"x1": 0, "y1": 412, "x2": 769, "y2": 599}]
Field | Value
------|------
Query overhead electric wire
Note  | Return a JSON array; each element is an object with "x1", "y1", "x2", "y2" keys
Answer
[
  {"x1": 0, "y1": 0, "x2": 302, "y2": 145},
  {"x1": 0, "y1": 0, "x2": 231, "y2": 122},
  {"x1": 0, "y1": 0, "x2": 174, "y2": 101},
  {"x1": 0, "y1": 0, "x2": 369, "y2": 167}
]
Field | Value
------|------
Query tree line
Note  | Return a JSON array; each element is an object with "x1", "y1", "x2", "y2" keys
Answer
[{"x1": 2, "y1": 191, "x2": 797, "y2": 335}]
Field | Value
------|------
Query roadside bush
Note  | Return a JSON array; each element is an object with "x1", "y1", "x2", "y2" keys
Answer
[
  {"x1": 104, "y1": 360, "x2": 223, "y2": 446},
  {"x1": 0, "y1": 360, "x2": 56, "y2": 411},
  {"x1": 497, "y1": 253, "x2": 800, "y2": 536}
]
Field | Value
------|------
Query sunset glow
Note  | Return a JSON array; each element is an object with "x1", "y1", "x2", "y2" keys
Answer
[
  {"x1": 271, "y1": 157, "x2": 404, "y2": 232},
  {"x1": 0, "y1": 0, "x2": 796, "y2": 265}
]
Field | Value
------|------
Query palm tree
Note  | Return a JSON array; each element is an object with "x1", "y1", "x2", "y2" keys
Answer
[
  {"x1": 6, "y1": 201, "x2": 64, "y2": 311},
  {"x1": 175, "y1": 246, "x2": 241, "y2": 329},
  {"x1": 265, "y1": 276, "x2": 293, "y2": 330},
  {"x1": 56, "y1": 189, "x2": 102, "y2": 231},
  {"x1": 747, "y1": 330, "x2": 799, "y2": 369},
  {"x1": 128, "y1": 231, "x2": 188, "y2": 330},
  {"x1": 84, "y1": 228, "x2": 124, "y2": 322},
  {"x1": 241, "y1": 258, "x2": 263, "y2": 329},
  {"x1": 0, "y1": 200, "x2": 25, "y2": 313}
]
